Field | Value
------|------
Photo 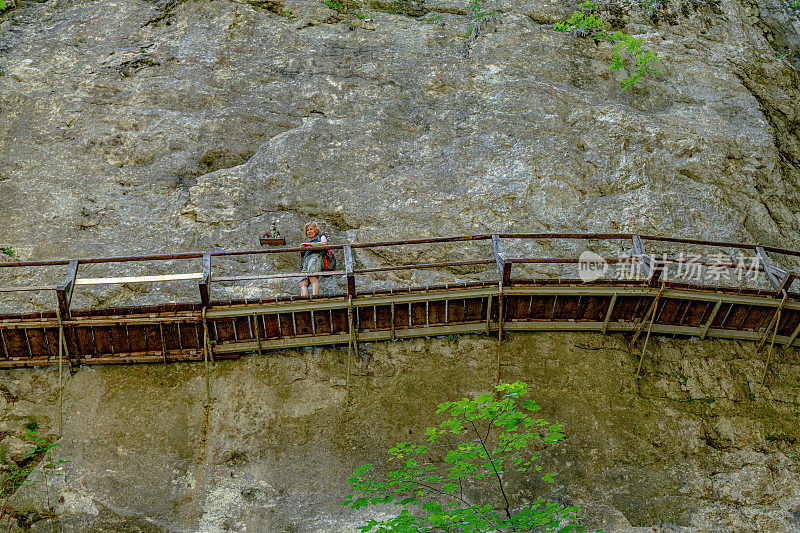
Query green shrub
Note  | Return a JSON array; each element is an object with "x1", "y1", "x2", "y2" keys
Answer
[
  {"x1": 555, "y1": 1, "x2": 661, "y2": 90},
  {"x1": 344, "y1": 382, "x2": 592, "y2": 532}
]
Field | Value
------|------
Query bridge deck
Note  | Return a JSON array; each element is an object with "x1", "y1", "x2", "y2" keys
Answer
[{"x1": 0, "y1": 280, "x2": 798, "y2": 368}]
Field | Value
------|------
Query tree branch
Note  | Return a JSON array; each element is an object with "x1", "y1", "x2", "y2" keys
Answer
[{"x1": 471, "y1": 420, "x2": 513, "y2": 521}]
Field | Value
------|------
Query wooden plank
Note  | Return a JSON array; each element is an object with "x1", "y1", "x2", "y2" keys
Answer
[
  {"x1": 783, "y1": 318, "x2": 800, "y2": 347},
  {"x1": 315, "y1": 310, "x2": 333, "y2": 335},
  {"x1": 504, "y1": 295, "x2": 528, "y2": 321},
  {"x1": 394, "y1": 303, "x2": 411, "y2": 329},
  {"x1": 678, "y1": 300, "x2": 709, "y2": 327},
  {"x1": 214, "y1": 319, "x2": 236, "y2": 342},
  {"x1": 655, "y1": 298, "x2": 682, "y2": 324},
  {"x1": 0, "y1": 330, "x2": 7, "y2": 359},
  {"x1": 74, "y1": 327, "x2": 97, "y2": 358},
  {"x1": 75, "y1": 273, "x2": 203, "y2": 286},
  {"x1": 724, "y1": 304, "x2": 752, "y2": 330},
  {"x1": 278, "y1": 313, "x2": 295, "y2": 337},
  {"x1": 294, "y1": 311, "x2": 314, "y2": 336},
  {"x1": 143, "y1": 324, "x2": 161, "y2": 353},
  {"x1": 611, "y1": 296, "x2": 642, "y2": 322},
  {"x1": 234, "y1": 316, "x2": 252, "y2": 341},
  {"x1": 127, "y1": 325, "x2": 149, "y2": 354},
  {"x1": 163, "y1": 323, "x2": 182, "y2": 351},
  {"x1": 777, "y1": 309, "x2": 800, "y2": 337},
  {"x1": 464, "y1": 298, "x2": 484, "y2": 322},
  {"x1": 447, "y1": 298, "x2": 466, "y2": 324},
  {"x1": 741, "y1": 306, "x2": 772, "y2": 332},
  {"x1": 93, "y1": 327, "x2": 114, "y2": 356},
  {"x1": 331, "y1": 309, "x2": 349, "y2": 334},
  {"x1": 699, "y1": 300, "x2": 722, "y2": 339},
  {"x1": 574, "y1": 296, "x2": 602, "y2": 322},
  {"x1": 110, "y1": 324, "x2": 131, "y2": 355},
  {"x1": 179, "y1": 323, "x2": 200, "y2": 350},
  {"x1": 375, "y1": 305, "x2": 392, "y2": 331},
  {"x1": 25, "y1": 327, "x2": 48, "y2": 358},
  {"x1": 713, "y1": 302, "x2": 735, "y2": 328},
  {"x1": 44, "y1": 327, "x2": 60, "y2": 359},
  {"x1": 529, "y1": 295, "x2": 555, "y2": 320},
  {"x1": 357, "y1": 306, "x2": 375, "y2": 332},
  {"x1": 264, "y1": 314, "x2": 282, "y2": 338},
  {"x1": 601, "y1": 293, "x2": 617, "y2": 334},
  {"x1": 410, "y1": 302, "x2": 427, "y2": 327},
  {"x1": 428, "y1": 300, "x2": 447, "y2": 325}
]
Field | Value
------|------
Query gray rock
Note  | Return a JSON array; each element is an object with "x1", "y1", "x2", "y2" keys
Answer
[{"x1": 0, "y1": 435, "x2": 32, "y2": 465}]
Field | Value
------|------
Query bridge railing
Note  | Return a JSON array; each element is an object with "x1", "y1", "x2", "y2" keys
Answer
[{"x1": 1, "y1": 234, "x2": 799, "y2": 319}]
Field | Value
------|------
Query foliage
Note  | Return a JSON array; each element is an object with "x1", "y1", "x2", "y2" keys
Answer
[
  {"x1": 792, "y1": 0, "x2": 800, "y2": 9},
  {"x1": 1, "y1": 247, "x2": 14, "y2": 258},
  {"x1": 554, "y1": 1, "x2": 661, "y2": 90},
  {"x1": 1, "y1": 424, "x2": 69, "y2": 515},
  {"x1": 464, "y1": 0, "x2": 498, "y2": 55},
  {"x1": 344, "y1": 382, "x2": 591, "y2": 533},
  {"x1": 0, "y1": 0, "x2": 6, "y2": 12},
  {"x1": 325, "y1": 0, "x2": 343, "y2": 10},
  {"x1": 424, "y1": 13, "x2": 443, "y2": 24}
]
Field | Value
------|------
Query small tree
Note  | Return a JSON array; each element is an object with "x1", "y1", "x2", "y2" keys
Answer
[{"x1": 344, "y1": 382, "x2": 590, "y2": 532}]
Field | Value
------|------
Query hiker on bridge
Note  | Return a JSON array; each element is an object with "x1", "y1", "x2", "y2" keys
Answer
[{"x1": 299, "y1": 221, "x2": 329, "y2": 297}]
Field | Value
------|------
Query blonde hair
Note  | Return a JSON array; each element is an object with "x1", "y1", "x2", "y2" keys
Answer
[{"x1": 304, "y1": 221, "x2": 322, "y2": 238}]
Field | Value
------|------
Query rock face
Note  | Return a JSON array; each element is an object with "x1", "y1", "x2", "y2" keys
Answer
[
  {"x1": 1, "y1": 0, "x2": 800, "y2": 530},
  {"x1": 2, "y1": 333, "x2": 800, "y2": 532}
]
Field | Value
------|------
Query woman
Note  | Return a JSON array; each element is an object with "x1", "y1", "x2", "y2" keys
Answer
[{"x1": 299, "y1": 221, "x2": 328, "y2": 297}]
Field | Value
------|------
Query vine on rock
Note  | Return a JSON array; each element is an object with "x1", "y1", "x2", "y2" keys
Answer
[{"x1": 555, "y1": 1, "x2": 661, "y2": 90}]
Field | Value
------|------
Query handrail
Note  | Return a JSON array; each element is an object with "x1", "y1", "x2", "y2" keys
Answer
[
  {"x1": 2, "y1": 233, "x2": 798, "y2": 269},
  {"x1": 1, "y1": 234, "x2": 798, "y2": 316}
]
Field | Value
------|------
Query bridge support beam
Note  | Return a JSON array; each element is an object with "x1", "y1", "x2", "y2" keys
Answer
[
  {"x1": 346, "y1": 297, "x2": 355, "y2": 409},
  {"x1": 700, "y1": 300, "x2": 723, "y2": 340},
  {"x1": 630, "y1": 283, "x2": 665, "y2": 348},
  {"x1": 756, "y1": 290, "x2": 788, "y2": 353},
  {"x1": 784, "y1": 320, "x2": 800, "y2": 348},
  {"x1": 601, "y1": 293, "x2": 617, "y2": 335},
  {"x1": 759, "y1": 304, "x2": 783, "y2": 392},
  {"x1": 496, "y1": 283, "x2": 504, "y2": 383},
  {"x1": 201, "y1": 308, "x2": 212, "y2": 408}
]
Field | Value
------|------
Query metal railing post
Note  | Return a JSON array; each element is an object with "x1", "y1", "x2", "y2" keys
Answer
[
  {"x1": 492, "y1": 235, "x2": 511, "y2": 286},
  {"x1": 199, "y1": 253, "x2": 211, "y2": 307},
  {"x1": 56, "y1": 260, "x2": 79, "y2": 321},
  {"x1": 344, "y1": 245, "x2": 356, "y2": 298},
  {"x1": 632, "y1": 235, "x2": 661, "y2": 286},
  {"x1": 756, "y1": 246, "x2": 794, "y2": 295}
]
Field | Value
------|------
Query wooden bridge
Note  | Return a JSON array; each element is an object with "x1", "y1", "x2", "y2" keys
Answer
[{"x1": 1, "y1": 234, "x2": 799, "y2": 389}]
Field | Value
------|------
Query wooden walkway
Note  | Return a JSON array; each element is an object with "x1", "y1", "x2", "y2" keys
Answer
[{"x1": 1, "y1": 234, "x2": 799, "y2": 377}]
